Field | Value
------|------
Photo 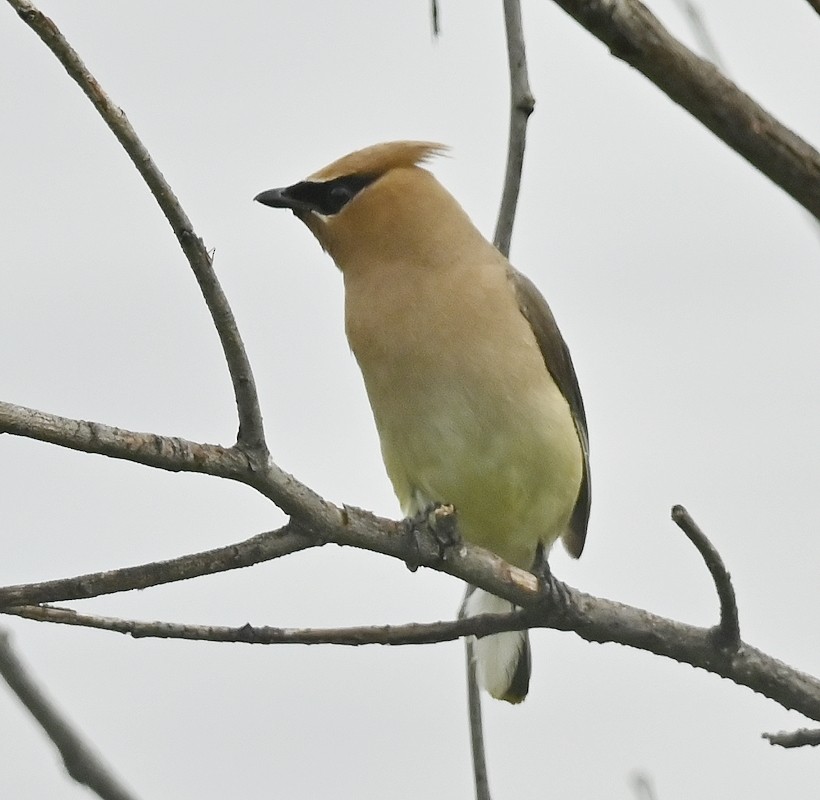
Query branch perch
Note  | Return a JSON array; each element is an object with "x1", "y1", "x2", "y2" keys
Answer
[{"x1": 5, "y1": 510, "x2": 820, "y2": 728}]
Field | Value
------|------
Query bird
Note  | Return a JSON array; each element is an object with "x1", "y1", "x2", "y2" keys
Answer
[{"x1": 255, "y1": 141, "x2": 590, "y2": 703}]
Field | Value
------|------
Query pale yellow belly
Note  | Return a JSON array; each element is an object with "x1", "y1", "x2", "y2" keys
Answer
[{"x1": 375, "y1": 371, "x2": 582, "y2": 570}]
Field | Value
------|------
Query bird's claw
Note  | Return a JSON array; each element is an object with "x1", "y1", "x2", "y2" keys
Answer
[
  {"x1": 401, "y1": 503, "x2": 459, "y2": 572},
  {"x1": 531, "y1": 542, "x2": 571, "y2": 611}
]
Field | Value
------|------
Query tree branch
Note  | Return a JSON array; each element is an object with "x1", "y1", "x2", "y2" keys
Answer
[
  {"x1": 0, "y1": 630, "x2": 139, "y2": 800},
  {"x1": 762, "y1": 727, "x2": 820, "y2": 748},
  {"x1": 805, "y1": 0, "x2": 820, "y2": 19},
  {"x1": 0, "y1": 523, "x2": 316, "y2": 608},
  {"x1": 0, "y1": 400, "x2": 339, "y2": 534},
  {"x1": 4, "y1": 604, "x2": 536, "y2": 646},
  {"x1": 5, "y1": 535, "x2": 820, "y2": 726},
  {"x1": 671, "y1": 505, "x2": 740, "y2": 649},
  {"x1": 8, "y1": 0, "x2": 266, "y2": 451},
  {"x1": 494, "y1": 0, "x2": 535, "y2": 257},
  {"x1": 547, "y1": 0, "x2": 820, "y2": 220}
]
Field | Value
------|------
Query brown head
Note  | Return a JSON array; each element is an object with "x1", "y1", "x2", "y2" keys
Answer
[{"x1": 254, "y1": 141, "x2": 493, "y2": 275}]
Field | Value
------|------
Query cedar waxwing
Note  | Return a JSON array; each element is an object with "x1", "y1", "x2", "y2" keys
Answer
[{"x1": 255, "y1": 141, "x2": 590, "y2": 703}]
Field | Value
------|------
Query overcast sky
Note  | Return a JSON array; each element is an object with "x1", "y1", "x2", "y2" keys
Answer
[{"x1": 2, "y1": 1, "x2": 819, "y2": 798}]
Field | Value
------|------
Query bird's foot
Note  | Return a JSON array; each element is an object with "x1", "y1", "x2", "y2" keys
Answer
[
  {"x1": 531, "y1": 542, "x2": 571, "y2": 611},
  {"x1": 401, "y1": 503, "x2": 459, "y2": 572}
]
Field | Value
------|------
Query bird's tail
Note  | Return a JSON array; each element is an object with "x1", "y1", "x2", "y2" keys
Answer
[{"x1": 464, "y1": 588, "x2": 530, "y2": 703}]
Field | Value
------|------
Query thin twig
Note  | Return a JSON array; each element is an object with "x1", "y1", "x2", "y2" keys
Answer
[
  {"x1": 8, "y1": 0, "x2": 266, "y2": 451},
  {"x1": 494, "y1": 0, "x2": 535, "y2": 257},
  {"x1": 762, "y1": 727, "x2": 820, "y2": 748},
  {"x1": 0, "y1": 523, "x2": 316, "y2": 608},
  {"x1": 460, "y1": 588, "x2": 492, "y2": 800},
  {"x1": 0, "y1": 630, "x2": 139, "y2": 800},
  {"x1": 671, "y1": 505, "x2": 740, "y2": 649},
  {"x1": 805, "y1": 0, "x2": 820, "y2": 18},
  {"x1": 5, "y1": 604, "x2": 536, "y2": 646},
  {"x1": 548, "y1": 0, "x2": 820, "y2": 220}
]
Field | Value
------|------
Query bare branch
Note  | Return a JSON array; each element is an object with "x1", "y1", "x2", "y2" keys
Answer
[
  {"x1": 805, "y1": 0, "x2": 820, "y2": 18},
  {"x1": 0, "y1": 401, "x2": 247, "y2": 478},
  {"x1": 0, "y1": 523, "x2": 316, "y2": 608},
  {"x1": 0, "y1": 400, "x2": 336, "y2": 530},
  {"x1": 494, "y1": 0, "x2": 535, "y2": 257},
  {"x1": 6, "y1": 552, "x2": 820, "y2": 726},
  {"x1": 671, "y1": 505, "x2": 740, "y2": 649},
  {"x1": 547, "y1": 0, "x2": 820, "y2": 220},
  {"x1": 8, "y1": 0, "x2": 266, "y2": 451},
  {"x1": 0, "y1": 630, "x2": 139, "y2": 800},
  {"x1": 4, "y1": 604, "x2": 534, "y2": 647},
  {"x1": 762, "y1": 727, "x2": 820, "y2": 748},
  {"x1": 460, "y1": 588, "x2": 492, "y2": 800}
]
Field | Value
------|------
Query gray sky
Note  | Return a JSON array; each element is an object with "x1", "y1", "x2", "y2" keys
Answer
[{"x1": 2, "y1": 1, "x2": 819, "y2": 798}]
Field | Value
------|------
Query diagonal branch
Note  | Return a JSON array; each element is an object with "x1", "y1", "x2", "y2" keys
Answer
[
  {"x1": 494, "y1": 0, "x2": 535, "y2": 258},
  {"x1": 8, "y1": 0, "x2": 266, "y2": 451},
  {"x1": 0, "y1": 523, "x2": 316, "y2": 608},
  {"x1": 0, "y1": 630, "x2": 139, "y2": 800},
  {"x1": 547, "y1": 0, "x2": 820, "y2": 220},
  {"x1": 672, "y1": 505, "x2": 740, "y2": 649}
]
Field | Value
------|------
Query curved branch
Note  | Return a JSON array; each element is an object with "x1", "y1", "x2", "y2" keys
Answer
[
  {"x1": 0, "y1": 630, "x2": 139, "y2": 800},
  {"x1": 494, "y1": 0, "x2": 535, "y2": 257},
  {"x1": 672, "y1": 505, "x2": 740, "y2": 649},
  {"x1": 547, "y1": 0, "x2": 820, "y2": 220},
  {"x1": 8, "y1": 0, "x2": 266, "y2": 451}
]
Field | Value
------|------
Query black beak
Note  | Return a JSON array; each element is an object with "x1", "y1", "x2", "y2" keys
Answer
[{"x1": 254, "y1": 186, "x2": 312, "y2": 213}]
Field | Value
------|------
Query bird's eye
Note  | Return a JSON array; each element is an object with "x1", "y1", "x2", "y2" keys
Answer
[{"x1": 329, "y1": 185, "x2": 353, "y2": 204}]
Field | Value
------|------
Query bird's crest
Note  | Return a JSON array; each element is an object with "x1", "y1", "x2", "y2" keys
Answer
[{"x1": 308, "y1": 141, "x2": 448, "y2": 182}]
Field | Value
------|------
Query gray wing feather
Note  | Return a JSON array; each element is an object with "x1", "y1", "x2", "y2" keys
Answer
[{"x1": 509, "y1": 267, "x2": 590, "y2": 558}]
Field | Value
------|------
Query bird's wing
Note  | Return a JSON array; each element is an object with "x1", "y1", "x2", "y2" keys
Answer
[{"x1": 509, "y1": 267, "x2": 590, "y2": 558}]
